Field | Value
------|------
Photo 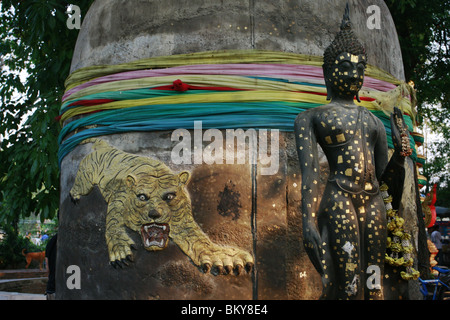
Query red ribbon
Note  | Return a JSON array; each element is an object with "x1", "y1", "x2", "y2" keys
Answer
[{"x1": 153, "y1": 79, "x2": 248, "y2": 92}]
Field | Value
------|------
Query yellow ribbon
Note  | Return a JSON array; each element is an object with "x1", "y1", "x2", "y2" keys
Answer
[{"x1": 61, "y1": 90, "x2": 341, "y2": 123}]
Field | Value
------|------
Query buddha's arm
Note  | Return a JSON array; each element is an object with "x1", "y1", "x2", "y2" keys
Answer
[{"x1": 294, "y1": 112, "x2": 324, "y2": 275}]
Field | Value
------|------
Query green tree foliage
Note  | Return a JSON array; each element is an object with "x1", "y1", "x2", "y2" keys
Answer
[
  {"x1": 0, "y1": 1, "x2": 94, "y2": 223},
  {"x1": 385, "y1": 0, "x2": 449, "y2": 129},
  {"x1": 385, "y1": 0, "x2": 450, "y2": 201}
]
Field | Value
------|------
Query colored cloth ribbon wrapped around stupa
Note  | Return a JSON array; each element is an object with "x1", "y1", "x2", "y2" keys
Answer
[{"x1": 58, "y1": 50, "x2": 417, "y2": 166}]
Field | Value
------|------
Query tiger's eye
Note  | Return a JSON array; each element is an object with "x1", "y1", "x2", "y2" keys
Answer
[
  {"x1": 138, "y1": 194, "x2": 148, "y2": 201},
  {"x1": 163, "y1": 193, "x2": 176, "y2": 201}
]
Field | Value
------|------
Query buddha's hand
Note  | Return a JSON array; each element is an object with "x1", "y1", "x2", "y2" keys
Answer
[{"x1": 302, "y1": 222, "x2": 325, "y2": 276}]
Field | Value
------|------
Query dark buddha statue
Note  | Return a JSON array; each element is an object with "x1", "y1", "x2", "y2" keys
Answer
[{"x1": 294, "y1": 4, "x2": 411, "y2": 299}]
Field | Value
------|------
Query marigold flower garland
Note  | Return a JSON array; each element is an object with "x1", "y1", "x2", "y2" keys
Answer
[{"x1": 381, "y1": 183, "x2": 420, "y2": 280}]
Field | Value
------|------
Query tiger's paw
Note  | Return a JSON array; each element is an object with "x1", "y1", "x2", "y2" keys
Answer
[
  {"x1": 106, "y1": 232, "x2": 137, "y2": 268},
  {"x1": 198, "y1": 246, "x2": 254, "y2": 275},
  {"x1": 69, "y1": 190, "x2": 81, "y2": 204}
]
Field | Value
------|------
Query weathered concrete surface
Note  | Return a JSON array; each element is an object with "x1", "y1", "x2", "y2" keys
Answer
[
  {"x1": 59, "y1": 132, "x2": 272, "y2": 299},
  {"x1": 71, "y1": 0, "x2": 405, "y2": 80},
  {"x1": 58, "y1": 0, "x2": 417, "y2": 300}
]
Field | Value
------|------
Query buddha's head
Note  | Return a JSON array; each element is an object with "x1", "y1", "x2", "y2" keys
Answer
[{"x1": 323, "y1": 4, "x2": 367, "y2": 102}]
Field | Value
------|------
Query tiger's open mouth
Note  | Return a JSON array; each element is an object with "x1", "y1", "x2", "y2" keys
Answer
[{"x1": 141, "y1": 223, "x2": 170, "y2": 250}]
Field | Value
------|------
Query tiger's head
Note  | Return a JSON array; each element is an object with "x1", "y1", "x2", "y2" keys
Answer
[{"x1": 122, "y1": 165, "x2": 191, "y2": 251}]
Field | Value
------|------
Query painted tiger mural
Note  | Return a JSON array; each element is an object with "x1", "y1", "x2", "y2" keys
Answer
[{"x1": 70, "y1": 138, "x2": 254, "y2": 274}]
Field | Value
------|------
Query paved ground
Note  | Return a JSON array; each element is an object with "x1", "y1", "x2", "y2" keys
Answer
[
  {"x1": 1, "y1": 268, "x2": 448, "y2": 300},
  {"x1": 0, "y1": 291, "x2": 46, "y2": 300},
  {"x1": 0, "y1": 269, "x2": 47, "y2": 300}
]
